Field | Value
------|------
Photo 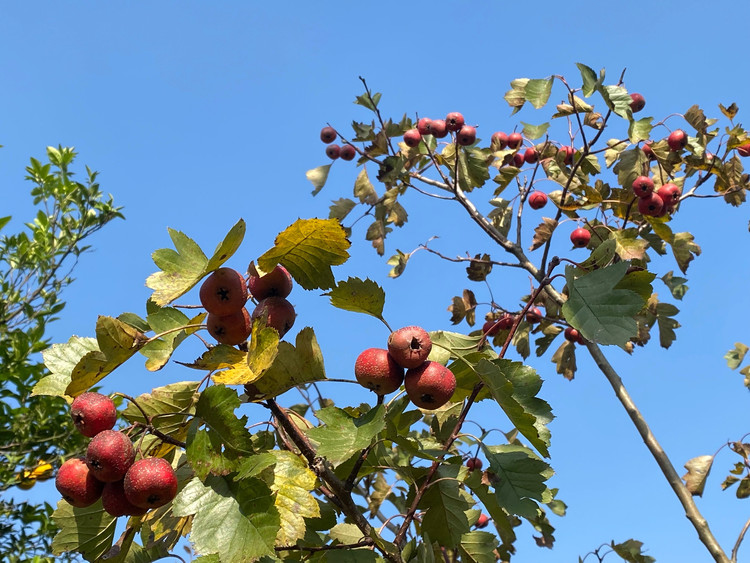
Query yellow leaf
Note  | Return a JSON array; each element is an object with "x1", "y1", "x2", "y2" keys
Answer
[{"x1": 271, "y1": 450, "x2": 320, "y2": 546}]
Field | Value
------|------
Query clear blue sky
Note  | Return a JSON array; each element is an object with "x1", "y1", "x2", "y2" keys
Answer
[{"x1": 3, "y1": 2, "x2": 750, "y2": 561}]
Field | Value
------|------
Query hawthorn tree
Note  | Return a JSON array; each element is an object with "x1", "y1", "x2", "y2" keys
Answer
[
  {"x1": 0, "y1": 146, "x2": 122, "y2": 561},
  {"x1": 39, "y1": 64, "x2": 750, "y2": 562}
]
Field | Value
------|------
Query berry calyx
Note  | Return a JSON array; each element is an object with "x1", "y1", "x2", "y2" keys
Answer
[
  {"x1": 320, "y1": 126, "x2": 337, "y2": 144},
  {"x1": 354, "y1": 348, "x2": 404, "y2": 395},
  {"x1": 199, "y1": 268, "x2": 248, "y2": 316},
  {"x1": 632, "y1": 176, "x2": 655, "y2": 198},
  {"x1": 387, "y1": 326, "x2": 432, "y2": 369},
  {"x1": 570, "y1": 227, "x2": 591, "y2": 248},
  {"x1": 71, "y1": 392, "x2": 117, "y2": 438},
  {"x1": 404, "y1": 361, "x2": 456, "y2": 409},
  {"x1": 528, "y1": 191, "x2": 548, "y2": 210}
]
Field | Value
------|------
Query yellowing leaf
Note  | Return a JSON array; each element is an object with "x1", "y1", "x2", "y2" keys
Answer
[
  {"x1": 682, "y1": 455, "x2": 714, "y2": 497},
  {"x1": 34, "y1": 336, "x2": 99, "y2": 398},
  {"x1": 270, "y1": 450, "x2": 320, "y2": 545},
  {"x1": 258, "y1": 218, "x2": 350, "y2": 291},
  {"x1": 146, "y1": 219, "x2": 245, "y2": 306},
  {"x1": 306, "y1": 164, "x2": 332, "y2": 196},
  {"x1": 530, "y1": 218, "x2": 558, "y2": 251},
  {"x1": 66, "y1": 316, "x2": 146, "y2": 397}
]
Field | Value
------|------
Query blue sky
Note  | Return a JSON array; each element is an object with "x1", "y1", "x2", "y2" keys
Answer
[{"x1": 3, "y1": 2, "x2": 750, "y2": 561}]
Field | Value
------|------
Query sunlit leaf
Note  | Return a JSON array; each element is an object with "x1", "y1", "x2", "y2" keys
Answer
[
  {"x1": 306, "y1": 405, "x2": 385, "y2": 465},
  {"x1": 530, "y1": 218, "x2": 558, "y2": 251},
  {"x1": 611, "y1": 539, "x2": 656, "y2": 563},
  {"x1": 306, "y1": 164, "x2": 332, "y2": 196},
  {"x1": 122, "y1": 381, "x2": 200, "y2": 442},
  {"x1": 34, "y1": 336, "x2": 99, "y2": 397},
  {"x1": 682, "y1": 455, "x2": 714, "y2": 497},
  {"x1": 725, "y1": 342, "x2": 749, "y2": 370},
  {"x1": 51, "y1": 500, "x2": 116, "y2": 560},
  {"x1": 671, "y1": 232, "x2": 701, "y2": 274},
  {"x1": 258, "y1": 218, "x2": 350, "y2": 291},
  {"x1": 550, "y1": 340, "x2": 577, "y2": 380},
  {"x1": 270, "y1": 450, "x2": 320, "y2": 545},
  {"x1": 325, "y1": 277, "x2": 386, "y2": 321}
]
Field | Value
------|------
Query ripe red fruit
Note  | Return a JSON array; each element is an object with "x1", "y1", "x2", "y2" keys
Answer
[
  {"x1": 512, "y1": 152, "x2": 524, "y2": 167},
  {"x1": 445, "y1": 112, "x2": 465, "y2": 132},
  {"x1": 71, "y1": 392, "x2": 117, "y2": 438},
  {"x1": 417, "y1": 118, "x2": 432, "y2": 136},
  {"x1": 638, "y1": 192, "x2": 665, "y2": 217},
  {"x1": 387, "y1": 326, "x2": 432, "y2": 369},
  {"x1": 525, "y1": 307, "x2": 543, "y2": 324},
  {"x1": 339, "y1": 144, "x2": 357, "y2": 161},
  {"x1": 475, "y1": 513, "x2": 490, "y2": 529},
  {"x1": 320, "y1": 126, "x2": 337, "y2": 144},
  {"x1": 207, "y1": 307, "x2": 252, "y2": 346},
  {"x1": 657, "y1": 183, "x2": 681, "y2": 207},
  {"x1": 483, "y1": 318, "x2": 500, "y2": 336},
  {"x1": 123, "y1": 458, "x2": 178, "y2": 510},
  {"x1": 404, "y1": 361, "x2": 456, "y2": 409},
  {"x1": 466, "y1": 457, "x2": 483, "y2": 471},
  {"x1": 102, "y1": 480, "x2": 148, "y2": 517},
  {"x1": 570, "y1": 227, "x2": 591, "y2": 248},
  {"x1": 325, "y1": 144, "x2": 341, "y2": 159},
  {"x1": 629, "y1": 93, "x2": 646, "y2": 112},
  {"x1": 354, "y1": 348, "x2": 404, "y2": 395},
  {"x1": 559, "y1": 145, "x2": 575, "y2": 165},
  {"x1": 642, "y1": 142, "x2": 655, "y2": 160},
  {"x1": 737, "y1": 142, "x2": 750, "y2": 157},
  {"x1": 248, "y1": 265, "x2": 293, "y2": 300},
  {"x1": 497, "y1": 313, "x2": 515, "y2": 330},
  {"x1": 199, "y1": 268, "x2": 248, "y2": 316},
  {"x1": 632, "y1": 176, "x2": 655, "y2": 198},
  {"x1": 456, "y1": 125, "x2": 476, "y2": 146},
  {"x1": 430, "y1": 119, "x2": 448, "y2": 138},
  {"x1": 56, "y1": 458, "x2": 104, "y2": 508},
  {"x1": 564, "y1": 327, "x2": 584, "y2": 345},
  {"x1": 403, "y1": 129, "x2": 422, "y2": 148},
  {"x1": 86, "y1": 430, "x2": 135, "y2": 483},
  {"x1": 528, "y1": 191, "x2": 548, "y2": 210},
  {"x1": 491, "y1": 131, "x2": 508, "y2": 150},
  {"x1": 251, "y1": 296, "x2": 296, "y2": 337},
  {"x1": 667, "y1": 129, "x2": 688, "y2": 151},
  {"x1": 523, "y1": 147, "x2": 539, "y2": 164},
  {"x1": 506, "y1": 132, "x2": 523, "y2": 150}
]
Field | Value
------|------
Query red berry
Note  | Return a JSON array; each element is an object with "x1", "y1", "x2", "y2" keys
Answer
[
  {"x1": 629, "y1": 93, "x2": 646, "y2": 112},
  {"x1": 102, "y1": 480, "x2": 148, "y2": 517},
  {"x1": 525, "y1": 307, "x2": 543, "y2": 324},
  {"x1": 564, "y1": 327, "x2": 584, "y2": 345},
  {"x1": 570, "y1": 227, "x2": 591, "y2": 248},
  {"x1": 456, "y1": 125, "x2": 476, "y2": 146},
  {"x1": 445, "y1": 112, "x2": 465, "y2": 132},
  {"x1": 199, "y1": 268, "x2": 248, "y2": 317},
  {"x1": 559, "y1": 145, "x2": 575, "y2": 165},
  {"x1": 207, "y1": 308, "x2": 252, "y2": 346},
  {"x1": 417, "y1": 118, "x2": 432, "y2": 136},
  {"x1": 528, "y1": 191, "x2": 548, "y2": 210},
  {"x1": 326, "y1": 144, "x2": 341, "y2": 159},
  {"x1": 657, "y1": 183, "x2": 681, "y2": 207},
  {"x1": 251, "y1": 297, "x2": 296, "y2": 337},
  {"x1": 475, "y1": 513, "x2": 490, "y2": 528},
  {"x1": 86, "y1": 430, "x2": 135, "y2": 483},
  {"x1": 637, "y1": 193, "x2": 665, "y2": 217},
  {"x1": 523, "y1": 147, "x2": 539, "y2": 164},
  {"x1": 667, "y1": 129, "x2": 688, "y2": 151},
  {"x1": 736, "y1": 142, "x2": 750, "y2": 157},
  {"x1": 403, "y1": 129, "x2": 422, "y2": 148},
  {"x1": 430, "y1": 119, "x2": 448, "y2": 138},
  {"x1": 56, "y1": 458, "x2": 104, "y2": 508},
  {"x1": 404, "y1": 361, "x2": 456, "y2": 409},
  {"x1": 123, "y1": 458, "x2": 178, "y2": 510},
  {"x1": 248, "y1": 265, "x2": 293, "y2": 300},
  {"x1": 632, "y1": 176, "x2": 654, "y2": 198},
  {"x1": 466, "y1": 457, "x2": 483, "y2": 471},
  {"x1": 339, "y1": 144, "x2": 356, "y2": 161},
  {"x1": 642, "y1": 142, "x2": 655, "y2": 160},
  {"x1": 354, "y1": 348, "x2": 404, "y2": 395},
  {"x1": 71, "y1": 392, "x2": 117, "y2": 438},
  {"x1": 507, "y1": 132, "x2": 523, "y2": 150},
  {"x1": 491, "y1": 131, "x2": 508, "y2": 150},
  {"x1": 320, "y1": 126, "x2": 337, "y2": 144},
  {"x1": 387, "y1": 326, "x2": 432, "y2": 369},
  {"x1": 512, "y1": 152, "x2": 524, "y2": 167}
]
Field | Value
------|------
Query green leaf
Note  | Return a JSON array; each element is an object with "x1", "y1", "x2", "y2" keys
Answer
[
  {"x1": 576, "y1": 63, "x2": 600, "y2": 97},
  {"x1": 172, "y1": 476, "x2": 279, "y2": 563},
  {"x1": 458, "y1": 531, "x2": 501, "y2": 563},
  {"x1": 146, "y1": 219, "x2": 245, "y2": 306},
  {"x1": 482, "y1": 444, "x2": 553, "y2": 519},
  {"x1": 306, "y1": 405, "x2": 385, "y2": 465},
  {"x1": 270, "y1": 450, "x2": 320, "y2": 545},
  {"x1": 628, "y1": 117, "x2": 653, "y2": 144},
  {"x1": 611, "y1": 539, "x2": 656, "y2": 563},
  {"x1": 613, "y1": 148, "x2": 648, "y2": 193},
  {"x1": 325, "y1": 277, "x2": 386, "y2": 321},
  {"x1": 245, "y1": 327, "x2": 326, "y2": 400},
  {"x1": 258, "y1": 218, "x2": 351, "y2": 291},
  {"x1": 488, "y1": 198, "x2": 513, "y2": 236},
  {"x1": 598, "y1": 84, "x2": 633, "y2": 120},
  {"x1": 521, "y1": 122, "x2": 550, "y2": 140},
  {"x1": 682, "y1": 455, "x2": 714, "y2": 497},
  {"x1": 387, "y1": 249, "x2": 410, "y2": 278},
  {"x1": 329, "y1": 197, "x2": 357, "y2": 221},
  {"x1": 420, "y1": 464, "x2": 472, "y2": 548},
  {"x1": 51, "y1": 500, "x2": 117, "y2": 560},
  {"x1": 524, "y1": 78, "x2": 554, "y2": 109},
  {"x1": 725, "y1": 342, "x2": 749, "y2": 370},
  {"x1": 354, "y1": 168, "x2": 378, "y2": 204},
  {"x1": 562, "y1": 262, "x2": 646, "y2": 346},
  {"x1": 504, "y1": 78, "x2": 529, "y2": 114},
  {"x1": 140, "y1": 300, "x2": 196, "y2": 371},
  {"x1": 671, "y1": 232, "x2": 701, "y2": 274},
  {"x1": 66, "y1": 316, "x2": 147, "y2": 397},
  {"x1": 661, "y1": 271, "x2": 688, "y2": 300},
  {"x1": 476, "y1": 359, "x2": 553, "y2": 458},
  {"x1": 354, "y1": 91, "x2": 381, "y2": 111},
  {"x1": 306, "y1": 164, "x2": 332, "y2": 196},
  {"x1": 122, "y1": 381, "x2": 200, "y2": 443},
  {"x1": 34, "y1": 336, "x2": 99, "y2": 397}
]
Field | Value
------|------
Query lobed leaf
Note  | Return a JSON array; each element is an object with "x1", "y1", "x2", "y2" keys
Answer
[
  {"x1": 325, "y1": 277, "x2": 386, "y2": 321},
  {"x1": 306, "y1": 405, "x2": 385, "y2": 465}
]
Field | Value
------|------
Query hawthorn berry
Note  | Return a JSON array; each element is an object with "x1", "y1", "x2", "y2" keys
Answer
[
  {"x1": 320, "y1": 126, "x2": 337, "y2": 144},
  {"x1": 528, "y1": 191, "x2": 548, "y2": 210},
  {"x1": 570, "y1": 227, "x2": 591, "y2": 248}
]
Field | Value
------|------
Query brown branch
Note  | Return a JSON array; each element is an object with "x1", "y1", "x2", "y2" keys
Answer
[{"x1": 276, "y1": 538, "x2": 374, "y2": 552}]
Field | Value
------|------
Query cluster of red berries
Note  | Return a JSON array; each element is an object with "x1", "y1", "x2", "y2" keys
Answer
[
  {"x1": 200, "y1": 265, "x2": 296, "y2": 346},
  {"x1": 354, "y1": 326, "x2": 456, "y2": 409},
  {"x1": 631, "y1": 176, "x2": 682, "y2": 218},
  {"x1": 55, "y1": 392, "x2": 177, "y2": 517},
  {"x1": 320, "y1": 126, "x2": 357, "y2": 161},
  {"x1": 402, "y1": 112, "x2": 477, "y2": 148}
]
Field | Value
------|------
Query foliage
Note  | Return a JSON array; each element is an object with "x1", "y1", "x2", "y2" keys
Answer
[
  {"x1": 0, "y1": 146, "x2": 123, "y2": 560},
  {"x1": 38, "y1": 66, "x2": 750, "y2": 562}
]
